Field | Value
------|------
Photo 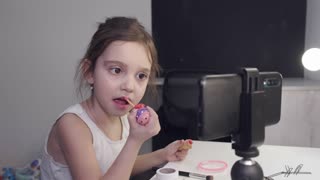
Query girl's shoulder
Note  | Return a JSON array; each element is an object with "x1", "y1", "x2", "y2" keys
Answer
[
  {"x1": 57, "y1": 104, "x2": 84, "y2": 118},
  {"x1": 44, "y1": 104, "x2": 92, "y2": 169},
  {"x1": 56, "y1": 111, "x2": 92, "y2": 139},
  {"x1": 54, "y1": 104, "x2": 93, "y2": 144}
]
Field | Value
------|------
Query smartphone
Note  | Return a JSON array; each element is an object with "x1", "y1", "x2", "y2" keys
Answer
[{"x1": 198, "y1": 72, "x2": 282, "y2": 140}]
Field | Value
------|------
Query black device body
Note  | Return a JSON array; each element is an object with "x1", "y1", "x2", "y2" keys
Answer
[
  {"x1": 157, "y1": 68, "x2": 282, "y2": 180},
  {"x1": 162, "y1": 70, "x2": 282, "y2": 142},
  {"x1": 199, "y1": 71, "x2": 282, "y2": 141}
]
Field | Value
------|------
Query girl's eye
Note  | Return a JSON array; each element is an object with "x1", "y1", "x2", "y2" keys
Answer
[
  {"x1": 110, "y1": 67, "x2": 121, "y2": 74},
  {"x1": 137, "y1": 73, "x2": 148, "y2": 80}
]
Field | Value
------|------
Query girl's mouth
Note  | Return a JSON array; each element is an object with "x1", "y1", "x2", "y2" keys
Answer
[{"x1": 113, "y1": 97, "x2": 129, "y2": 105}]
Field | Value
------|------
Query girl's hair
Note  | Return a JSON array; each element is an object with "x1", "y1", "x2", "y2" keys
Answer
[{"x1": 74, "y1": 17, "x2": 160, "y2": 99}]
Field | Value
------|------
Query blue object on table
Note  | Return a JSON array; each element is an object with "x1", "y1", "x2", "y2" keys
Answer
[
  {"x1": 2, "y1": 167, "x2": 15, "y2": 180},
  {"x1": 15, "y1": 159, "x2": 41, "y2": 180}
]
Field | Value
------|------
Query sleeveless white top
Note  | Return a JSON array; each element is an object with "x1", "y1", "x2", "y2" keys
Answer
[{"x1": 40, "y1": 104, "x2": 130, "y2": 180}]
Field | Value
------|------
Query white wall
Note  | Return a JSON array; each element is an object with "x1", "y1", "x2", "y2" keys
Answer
[
  {"x1": 0, "y1": 0, "x2": 151, "y2": 168},
  {"x1": 265, "y1": 80, "x2": 320, "y2": 148}
]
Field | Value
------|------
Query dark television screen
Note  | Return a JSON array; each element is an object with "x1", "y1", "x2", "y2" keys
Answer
[{"x1": 152, "y1": 0, "x2": 306, "y2": 77}]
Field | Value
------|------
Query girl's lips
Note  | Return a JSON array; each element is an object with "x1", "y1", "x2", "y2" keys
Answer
[
  {"x1": 113, "y1": 98, "x2": 130, "y2": 110},
  {"x1": 114, "y1": 98, "x2": 128, "y2": 104},
  {"x1": 113, "y1": 101, "x2": 128, "y2": 109}
]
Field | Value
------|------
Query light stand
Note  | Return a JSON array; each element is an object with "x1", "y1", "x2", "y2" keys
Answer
[{"x1": 231, "y1": 68, "x2": 265, "y2": 180}]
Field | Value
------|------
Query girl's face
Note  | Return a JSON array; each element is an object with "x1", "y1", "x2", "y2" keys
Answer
[{"x1": 88, "y1": 41, "x2": 151, "y2": 116}]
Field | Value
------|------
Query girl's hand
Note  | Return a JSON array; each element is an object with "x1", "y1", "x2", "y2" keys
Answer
[
  {"x1": 163, "y1": 140, "x2": 190, "y2": 162},
  {"x1": 127, "y1": 106, "x2": 160, "y2": 144}
]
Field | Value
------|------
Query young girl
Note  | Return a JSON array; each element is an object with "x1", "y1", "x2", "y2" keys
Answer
[{"x1": 40, "y1": 17, "x2": 190, "y2": 180}]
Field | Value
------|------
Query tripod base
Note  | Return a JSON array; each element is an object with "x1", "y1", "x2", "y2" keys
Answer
[{"x1": 231, "y1": 158, "x2": 264, "y2": 180}]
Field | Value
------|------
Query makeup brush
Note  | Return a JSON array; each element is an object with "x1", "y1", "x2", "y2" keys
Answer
[
  {"x1": 125, "y1": 97, "x2": 135, "y2": 107},
  {"x1": 179, "y1": 170, "x2": 214, "y2": 180}
]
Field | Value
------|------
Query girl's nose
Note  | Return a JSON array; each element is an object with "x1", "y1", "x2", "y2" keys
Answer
[{"x1": 120, "y1": 76, "x2": 135, "y2": 92}]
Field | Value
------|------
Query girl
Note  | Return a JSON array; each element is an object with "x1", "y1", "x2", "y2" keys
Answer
[{"x1": 40, "y1": 17, "x2": 190, "y2": 180}]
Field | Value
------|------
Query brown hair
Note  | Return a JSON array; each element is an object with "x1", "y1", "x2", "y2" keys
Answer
[{"x1": 74, "y1": 17, "x2": 160, "y2": 99}]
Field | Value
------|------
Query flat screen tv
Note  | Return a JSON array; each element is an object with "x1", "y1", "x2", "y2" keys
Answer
[{"x1": 152, "y1": 0, "x2": 306, "y2": 77}]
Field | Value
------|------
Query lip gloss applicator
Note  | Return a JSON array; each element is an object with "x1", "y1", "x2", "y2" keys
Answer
[{"x1": 125, "y1": 97, "x2": 135, "y2": 107}]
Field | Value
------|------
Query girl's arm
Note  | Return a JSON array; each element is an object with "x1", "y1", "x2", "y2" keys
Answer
[
  {"x1": 132, "y1": 140, "x2": 189, "y2": 175},
  {"x1": 102, "y1": 136, "x2": 143, "y2": 179},
  {"x1": 57, "y1": 110, "x2": 159, "y2": 180},
  {"x1": 107, "y1": 107, "x2": 163, "y2": 178},
  {"x1": 132, "y1": 148, "x2": 166, "y2": 175}
]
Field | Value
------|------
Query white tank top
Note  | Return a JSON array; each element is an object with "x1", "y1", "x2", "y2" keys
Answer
[{"x1": 40, "y1": 104, "x2": 130, "y2": 180}]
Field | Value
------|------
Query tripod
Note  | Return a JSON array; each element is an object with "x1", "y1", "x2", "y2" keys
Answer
[
  {"x1": 230, "y1": 68, "x2": 266, "y2": 180},
  {"x1": 231, "y1": 147, "x2": 264, "y2": 180}
]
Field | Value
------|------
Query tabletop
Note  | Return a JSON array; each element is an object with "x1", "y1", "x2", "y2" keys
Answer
[{"x1": 150, "y1": 140, "x2": 320, "y2": 180}]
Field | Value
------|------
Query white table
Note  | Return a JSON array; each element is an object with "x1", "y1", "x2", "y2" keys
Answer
[{"x1": 150, "y1": 140, "x2": 320, "y2": 180}]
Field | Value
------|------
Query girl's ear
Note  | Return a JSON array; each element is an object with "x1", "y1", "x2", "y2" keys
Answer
[{"x1": 81, "y1": 59, "x2": 94, "y2": 85}]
